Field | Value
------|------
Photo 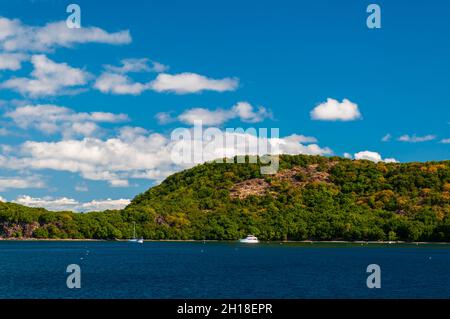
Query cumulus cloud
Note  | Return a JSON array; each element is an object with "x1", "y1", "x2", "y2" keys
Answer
[
  {"x1": 9, "y1": 134, "x2": 175, "y2": 186},
  {"x1": 94, "y1": 58, "x2": 170, "y2": 95},
  {"x1": 354, "y1": 151, "x2": 398, "y2": 163},
  {"x1": 440, "y1": 138, "x2": 450, "y2": 144},
  {"x1": 12, "y1": 195, "x2": 130, "y2": 212},
  {"x1": 151, "y1": 62, "x2": 170, "y2": 73},
  {"x1": 398, "y1": 134, "x2": 436, "y2": 143},
  {"x1": 310, "y1": 98, "x2": 361, "y2": 121},
  {"x1": 177, "y1": 102, "x2": 271, "y2": 126},
  {"x1": 384, "y1": 158, "x2": 399, "y2": 163},
  {"x1": 275, "y1": 135, "x2": 331, "y2": 155},
  {"x1": 118, "y1": 126, "x2": 149, "y2": 140},
  {"x1": 75, "y1": 183, "x2": 88, "y2": 192},
  {"x1": 104, "y1": 58, "x2": 168, "y2": 74},
  {"x1": 343, "y1": 152, "x2": 353, "y2": 159},
  {"x1": 0, "y1": 55, "x2": 91, "y2": 97},
  {"x1": 150, "y1": 72, "x2": 238, "y2": 94},
  {"x1": 0, "y1": 175, "x2": 45, "y2": 191},
  {"x1": 109, "y1": 179, "x2": 130, "y2": 187},
  {"x1": 178, "y1": 108, "x2": 233, "y2": 126},
  {"x1": 0, "y1": 53, "x2": 27, "y2": 70},
  {"x1": 5, "y1": 104, "x2": 128, "y2": 138},
  {"x1": 0, "y1": 127, "x2": 331, "y2": 186},
  {"x1": 0, "y1": 18, "x2": 131, "y2": 52},
  {"x1": 280, "y1": 134, "x2": 317, "y2": 144},
  {"x1": 95, "y1": 72, "x2": 239, "y2": 95},
  {"x1": 94, "y1": 72, "x2": 148, "y2": 95},
  {"x1": 0, "y1": 128, "x2": 11, "y2": 136},
  {"x1": 94, "y1": 58, "x2": 171, "y2": 95},
  {"x1": 232, "y1": 102, "x2": 272, "y2": 123},
  {"x1": 155, "y1": 112, "x2": 176, "y2": 125}
]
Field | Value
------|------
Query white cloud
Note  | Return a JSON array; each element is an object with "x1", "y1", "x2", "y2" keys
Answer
[
  {"x1": 0, "y1": 145, "x2": 13, "y2": 153},
  {"x1": 0, "y1": 53, "x2": 27, "y2": 70},
  {"x1": 0, "y1": 127, "x2": 331, "y2": 186},
  {"x1": 354, "y1": 151, "x2": 382, "y2": 162},
  {"x1": 276, "y1": 135, "x2": 332, "y2": 155},
  {"x1": 178, "y1": 108, "x2": 233, "y2": 126},
  {"x1": 104, "y1": 58, "x2": 150, "y2": 73},
  {"x1": 0, "y1": 18, "x2": 131, "y2": 52},
  {"x1": 5, "y1": 104, "x2": 128, "y2": 137},
  {"x1": 232, "y1": 102, "x2": 272, "y2": 123},
  {"x1": 0, "y1": 196, "x2": 5, "y2": 202},
  {"x1": 151, "y1": 61, "x2": 169, "y2": 73},
  {"x1": 10, "y1": 134, "x2": 175, "y2": 185},
  {"x1": 109, "y1": 179, "x2": 130, "y2": 187},
  {"x1": 13, "y1": 196, "x2": 78, "y2": 211},
  {"x1": 281, "y1": 134, "x2": 317, "y2": 144},
  {"x1": 12, "y1": 195, "x2": 130, "y2": 212},
  {"x1": 95, "y1": 72, "x2": 239, "y2": 95},
  {"x1": 1, "y1": 55, "x2": 91, "y2": 97},
  {"x1": 0, "y1": 175, "x2": 45, "y2": 191},
  {"x1": 155, "y1": 112, "x2": 175, "y2": 125},
  {"x1": 343, "y1": 152, "x2": 353, "y2": 159},
  {"x1": 440, "y1": 138, "x2": 450, "y2": 144},
  {"x1": 398, "y1": 134, "x2": 436, "y2": 143},
  {"x1": 80, "y1": 198, "x2": 130, "y2": 211},
  {"x1": 381, "y1": 134, "x2": 391, "y2": 142},
  {"x1": 118, "y1": 126, "x2": 149, "y2": 141},
  {"x1": 150, "y1": 72, "x2": 238, "y2": 94},
  {"x1": 94, "y1": 58, "x2": 170, "y2": 95},
  {"x1": 0, "y1": 128, "x2": 11, "y2": 136},
  {"x1": 94, "y1": 72, "x2": 148, "y2": 95},
  {"x1": 104, "y1": 58, "x2": 168, "y2": 74},
  {"x1": 0, "y1": 17, "x2": 18, "y2": 43},
  {"x1": 177, "y1": 102, "x2": 271, "y2": 126},
  {"x1": 69, "y1": 122, "x2": 99, "y2": 138},
  {"x1": 354, "y1": 150, "x2": 398, "y2": 163},
  {"x1": 75, "y1": 183, "x2": 88, "y2": 192},
  {"x1": 310, "y1": 98, "x2": 361, "y2": 121}
]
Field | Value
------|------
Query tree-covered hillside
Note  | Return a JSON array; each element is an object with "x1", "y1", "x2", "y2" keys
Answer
[{"x1": 1, "y1": 155, "x2": 450, "y2": 241}]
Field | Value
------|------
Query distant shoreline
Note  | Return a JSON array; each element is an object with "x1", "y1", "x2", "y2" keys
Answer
[{"x1": 1, "y1": 238, "x2": 450, "y2": 245}]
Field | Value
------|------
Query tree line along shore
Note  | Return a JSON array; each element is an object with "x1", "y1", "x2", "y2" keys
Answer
[{"x1": 0, "y1": 155, "x2": 449, "y2": 242}]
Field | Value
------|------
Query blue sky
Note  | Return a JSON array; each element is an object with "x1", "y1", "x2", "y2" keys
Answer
[{"x1": 0, "y1": 0, "x2": 448, "y2": 211}]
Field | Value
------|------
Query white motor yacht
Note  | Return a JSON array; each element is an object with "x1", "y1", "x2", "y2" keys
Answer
[{"x1": 239, "y1": 235, "x2": 259, "y2": 243}]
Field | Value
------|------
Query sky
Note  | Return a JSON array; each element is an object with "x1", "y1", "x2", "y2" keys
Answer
[{"x1": 0, "y1": 0, "x2": 448, "y2": 211}]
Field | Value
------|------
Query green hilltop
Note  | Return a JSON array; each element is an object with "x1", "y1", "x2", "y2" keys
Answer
[{"x1": 1, "y1": 154, "x2": 450, "y2": 241}]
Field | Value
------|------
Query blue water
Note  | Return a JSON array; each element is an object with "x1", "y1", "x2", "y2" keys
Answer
[{"x1": 0, "y1": 241, "x2": 449, "y2": 299}]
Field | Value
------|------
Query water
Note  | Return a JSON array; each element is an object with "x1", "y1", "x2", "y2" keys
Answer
[{"x1": 0, "y1": 241, "x2": 449, "y2": 299}]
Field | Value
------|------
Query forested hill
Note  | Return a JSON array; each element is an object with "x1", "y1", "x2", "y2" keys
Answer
[{"x1": 1, "y1": 155, "x2": 450, "y2": 241}]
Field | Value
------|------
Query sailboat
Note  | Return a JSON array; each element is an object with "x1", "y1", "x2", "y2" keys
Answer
[{"x1": 129, "y1": 221, "x2": 144, "y2": 244}]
